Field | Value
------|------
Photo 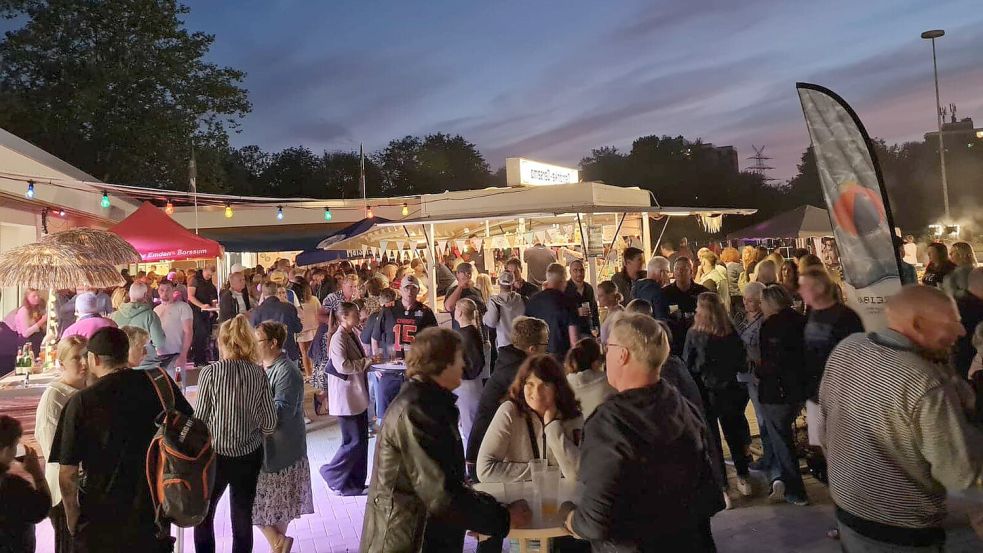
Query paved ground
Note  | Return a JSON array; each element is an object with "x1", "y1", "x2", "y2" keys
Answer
[{"x1": 33, "y1": 415, "x2": 982, "y2": 553}]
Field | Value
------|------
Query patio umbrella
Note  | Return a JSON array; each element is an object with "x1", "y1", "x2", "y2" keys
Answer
[{"x1": 41, "y1": 227, "x2": 141, "y2": 265}]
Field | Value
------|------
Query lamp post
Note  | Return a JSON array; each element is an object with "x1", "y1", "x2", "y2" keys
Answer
[{"x1": 921, "y1": 29, "x2": 950, "y2": 222}]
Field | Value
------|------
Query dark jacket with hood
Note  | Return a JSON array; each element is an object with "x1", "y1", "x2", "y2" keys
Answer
[
  {"x1": 571, "y1": 379, "x2": 724, "y2": 552},
  {"x1": 630, "y1": 278, "x2": 669, "y2": 320},
  {"x1": 466, "y1": 344, "x2": 527, "y2": 467},
  {"x1": 361, "y1": 378, "x2": 509, "y2": 552},
  {"x1": 757, "y1": 307, "x2": 807, "y2": 404}
]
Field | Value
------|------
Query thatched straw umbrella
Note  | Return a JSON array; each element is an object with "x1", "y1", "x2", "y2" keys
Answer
[{"x1": 41, "y1": 227, "x2": 141, "y2": 265}]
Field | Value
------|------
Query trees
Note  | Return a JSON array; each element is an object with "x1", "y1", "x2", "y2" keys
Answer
[
  {"x1": 376, "y1": 133, "x2": 493, "y2": 194},
  {"x1": 0, "y1": 0, "x2": 250, "y2": 190}
]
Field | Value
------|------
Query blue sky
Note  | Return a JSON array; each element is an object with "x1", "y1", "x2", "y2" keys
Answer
[{"x1": 186, "y1": 0, "x2": 983, "y2": 179}]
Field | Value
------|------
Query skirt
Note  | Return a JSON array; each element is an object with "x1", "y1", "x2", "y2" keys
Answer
[{"x1": 252, "y1": 456, "x2": 315, "y2": 526}]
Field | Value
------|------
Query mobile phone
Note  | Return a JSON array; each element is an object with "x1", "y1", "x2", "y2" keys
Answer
[{"x1": 14, "y1": 443, "x2": 26, "y2": 461}]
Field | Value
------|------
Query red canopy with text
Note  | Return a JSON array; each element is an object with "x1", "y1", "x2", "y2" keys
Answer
[{"x1": 110, "y1": 202, "x2": 223, "y2": 262}]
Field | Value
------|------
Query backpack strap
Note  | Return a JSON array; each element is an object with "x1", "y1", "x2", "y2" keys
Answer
[{"x1": 146, "y1": 368, "x2": 175, "y2": 415}]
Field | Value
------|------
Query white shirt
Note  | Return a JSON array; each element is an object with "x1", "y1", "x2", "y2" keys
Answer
[
  {"x1": 903, "y1": 243, "x2": 919, "y2": 265},
  {"x1": 232, "y1": 290, "x2": 248, "y2": 314},
  {"x1": 35, "y1": 381, "x2": 80, "y2": 505},
  {"x1": 154, "y1": 301, "x2": 193, "y2": 355}
]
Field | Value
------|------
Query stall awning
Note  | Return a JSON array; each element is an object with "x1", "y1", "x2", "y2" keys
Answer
[
  {"x1": 316, "y1": 217, "x2": 391, "y2": 250},
  {"x1": 110, "y1": 202, "x2": 223, "y2": 262},
  {"x1": 295, "y1": 249, "x2": 348, "y2": 267},
  {"x1": 199, "y1": 222, "x2": 348, "y2": 252},
  {"x1": 726, "y1": 205, "x2": 832, "y2": 240},
  {"x1": 378, "y1": 205, "x2": 757, "y2": 227}
]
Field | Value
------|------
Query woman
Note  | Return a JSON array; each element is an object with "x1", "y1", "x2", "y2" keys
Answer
[
  {"x1": 320, "y1": 301, "x2": 371, "y2": 496},
  {"x1": 483, "y1": 271, "x2": 526, "y2": 349},
  {"x1": 477, "y1": 354, "x2": 583, "y2": 483},
  {"x1": 121, "y1": 325, "x2": 149, "y2": 367},
  {"x1": 475, "y1": 273, "x2": 495, "y2": 304},
  {"x1": 756, "y1": 285, "x2": 808, "y2": 506},
  {"x1": 683, "y1": 293, "x2": 752, "y2": 501},
  {"x1": 753, "y1": 259, "x2": 778, "y2": 285},
  {"x1": 737, "y1": 282, "x2": 770, "y2": 473},
  {"x1": 698, "y1": 251, "x2": 730, "y2": 312},
  {"x1": 291, "y1": 277, "x2": 321, "y2": 379},
  {"x1": 721, "y1": 247, "x2": 744, "y2": 317},
  {"x1": 797, "y1": 254, "x2": 824, "y2": 274},
  {"x1": 596, "y1": 281, "x2": 624, "y2": 345},
  {"x1": 737, "y1": 246, "x2": 758, "y2": 294},
  {"x1": 694, "y1": 247, "x2": 711, "y2": 282},
  {"x1": 362, "y1": 327, "x2": 524, "y2": 552},
  {"x1": 564, "y1": 338, "x2": 613, "y2": 418},
  {"x1": 34, "y1": 336, "x2": 88, "y2": 553},
  {"x1": 454, "y1": 298, "x2": 486, "y2": 447},
  {"x1": 110, "y1": 286, "x2": 128, "y2": 310},
  {"x1": 0, "y1": 415, "x2": 51, "y2": 553},
  {"x1": 11, "y1": 289, "x2": 46, "y2": 345},
  {"x1": 310, "y1": 307, "x2": 337, "y2": 416},
  {"x1": 252, "y1": 321, "x2": 314, "y2": 553},
  {"x1": 943, "y1": 242, "x2": 978, "y2": 299},
  {"x1": 779, "y1": 260, "x2": 802, "y2": 311},
  {"x1": 923, "y1": 242, "x2": 956, "y2": 288},
  {"x1": 194, "y1": 315, "x2": 277, "y2": 553}
]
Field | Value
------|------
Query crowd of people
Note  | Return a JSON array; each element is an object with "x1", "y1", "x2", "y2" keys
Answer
[{"x1": 0, "y1": 235, "x2": 981, "y2": 553}]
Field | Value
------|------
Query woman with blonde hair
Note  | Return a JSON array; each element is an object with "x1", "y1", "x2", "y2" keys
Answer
[
  {"x1": 698, "y1": 251, "x2": 730, "y2": 312},
  {"x1": 35, "y1": 335, "x2": 89, "y2": 553},
  {"x1": 194, "y1": 314, "x2": 276, "y2": 553},
  {"x1": 683, "y1": 292, "x2": 752, "y2": 503},
  {"x1": 943, "y1": 242, "x2": 978, "y2": 299},
  {"x1": 290, "y1": 277, "x2": 321, "y2": 379},
  {"x1": 121, "y1": 325, "x2": 150, "y2": 367},
  {"x1": 111, "y1": 286, "x2": 128, "y2": 310},
  {"x1": 9, "y1": 288, "x2": 46, "y2": 341},
  {"x1": 753, "y1": 259, "x2": 778, "y2": 285},
  {"x1": 737, "y1": 246, "x2": 759, "y2": 293},
  {"x1": 475, "y1": 273, "x2": 495, "y2": 304},
  {"x1": 721, "y1": 247, "x2": 744, "y2": 315},
  {"x1": 453, "y1": 298, "x2": 487, "y2": 447}
]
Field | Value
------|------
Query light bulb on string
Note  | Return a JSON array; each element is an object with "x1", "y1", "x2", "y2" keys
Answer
[
  {"x1": 324, "y1": 207, "x2": 333, "y2": 221},
  {"x1": 366, "y1": 206, "x2": 374, "y2": 218},
  {"x1": 276, "y1": 206, "x2": 284, "y2": 220},
  {"x1": 225, "y1": 204, "x2": 233, "y2": 218},
  {"x1": 26, "y1": 181, "x2": 35, "y2": 199},
  {"x1": 58, "y1": 209, "x2": 65, "y2": 217},
  {"x1": 100, "y1": 191, "x2": 110, "y2": 209},
  {"x1": 401, "y1": 203, "x2": 409, "y2": 216},
  {"x1": 164, "y1": 201, "x2": 174, "y2": 215}
]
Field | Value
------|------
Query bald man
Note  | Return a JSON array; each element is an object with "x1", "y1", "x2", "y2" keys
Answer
[{"x1": 820, "y1": 285, "x2": 982, "y2": 552}]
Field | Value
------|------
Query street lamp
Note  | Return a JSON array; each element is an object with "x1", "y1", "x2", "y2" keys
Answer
[{"x1": 921, "y1": 29, "x2": 950, "y2": 222}]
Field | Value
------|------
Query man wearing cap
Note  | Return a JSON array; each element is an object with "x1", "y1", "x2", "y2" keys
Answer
[
  {"x1": 371, "y1": 275, "x2": 438, "y2": 418},
  {"x1": 443, "y1": 263, "x2": 488, "y2": 331},
  {"x1": 49, "y1": 327, "x2": 192, "y2": 552},
  {"x1": 61, "y1": 292, "x2": 117, "y2": 340}
]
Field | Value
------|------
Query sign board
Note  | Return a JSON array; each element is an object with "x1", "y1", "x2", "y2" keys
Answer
[
  {"x1": 587, "y1": 225, "x2": 604, "y2": 257},
  {"x1": 506, "y1": 157, "x2": 579, "y2": 187}
]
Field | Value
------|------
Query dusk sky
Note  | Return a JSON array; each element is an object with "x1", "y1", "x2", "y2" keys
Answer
[{"x1": 187, "y1": 0, "x2": 983, "y2": 181}]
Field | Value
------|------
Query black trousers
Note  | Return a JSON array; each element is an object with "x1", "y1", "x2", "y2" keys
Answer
[
  {"x1": 320, "y1": 411, "x2": 368, "y2": 494},
  {"x1": 50, "y1": 502, "x2": 75, "y2": 553},
  {"x1": 191, "y1": 310, "x2": 213, "y2": 365},
  {"x1": 194, "y1": 447, "x2": 263, "y2": 553},
  {"x1": 703, "y1": 385, "x2": 752, "y2": 481}
]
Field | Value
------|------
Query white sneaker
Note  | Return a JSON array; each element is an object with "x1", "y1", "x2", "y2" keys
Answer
[
  {"x1": 303, "y1": 417, "x2": 312, "y2": 425},
  {"x1": 736, "y1": 477, "x2": 753, "y2": 497},
  {"x1": 768, "y1": 480, "x2": 786, "y2": 503},
  {"x1": 723, "y1": 490, "x2": 734, "y2": 510}
]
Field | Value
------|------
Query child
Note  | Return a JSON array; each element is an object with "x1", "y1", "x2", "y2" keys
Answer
[{"x1": 454, "y1": 298, "x2": 486, "y2": 450}]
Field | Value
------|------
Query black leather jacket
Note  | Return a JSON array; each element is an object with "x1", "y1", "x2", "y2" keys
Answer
[{"x1": 361, "y1": 378, "x2": 509, "y2": 552}]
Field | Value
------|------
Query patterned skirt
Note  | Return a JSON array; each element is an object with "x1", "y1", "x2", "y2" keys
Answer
[{"x1": 252, "y1": 456, "x2": 315, "y2": 526}]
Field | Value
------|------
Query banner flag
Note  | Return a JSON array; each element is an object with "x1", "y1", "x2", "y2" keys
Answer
[
  {"x1": 379, "y1": 240, "x2": 389, "y2": 254},
  {"x1": 797, "y1": 83, "x2": 902, "y2": 329},
  {"x1": 396, "y1": 240, "x2": 405, "y2": 251}
]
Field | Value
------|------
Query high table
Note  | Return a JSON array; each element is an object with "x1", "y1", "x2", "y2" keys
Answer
[{"x1": 473, "y1": 479, "x2": 578, "y2": 553}]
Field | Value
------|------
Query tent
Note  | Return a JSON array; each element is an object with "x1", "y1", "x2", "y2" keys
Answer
[
  {"x1": 294, "y1": 249, "x2": 348, "y2": 267},
  {"x1": 726, "y1": 205, "x2": 832, "y2": 240},
  {"x1": 110, "y1": 202, "x2": 223, "y2": 262}
]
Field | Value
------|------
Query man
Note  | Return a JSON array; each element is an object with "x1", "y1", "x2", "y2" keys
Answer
[
  {"x1": 50, "y1": 327, "x2": 192, "y2": 552},
  {"x1": 466, "y1": 316, "x2": 549, "y2": 479},
  {"x1": 309, "y1": 268, "x2": 333, "y2": 303},
  {"x1": 187, "y1": 265, "x2": 218, "y2": 365},
  {"x1": 631, "y1": 256, "x2": 672, "y2": 319},
  {"x1": 564, "y1": 312, "x2": 722, "y2": 550},
  {"x1": 612, "y1": 247, "x2": 644, "y2": 305},
  {"x1": 821, "y1": 286, "x2": 983, "y2": 552},
  {"x1": 565, "y1": 259, "x2": 599, "y2": 337},
  {"x1": 218, "y1": 271, "x2": 252, "y2": 323},
  {"x1": 954, "y1": 268, "x2": 983, "y2": 379},
  {"x1": 662, "y1": 257, "x2": 708, "y2": 354},
  {"x1": 435, "y1": 256, "x2": 456, "y2": 296},
  {"x1": 61, "y1": 292, "x2": 117, "y2": 340},
  {"x1": 524, "y1": 263, "x2": 579, "y2": 359},
  {"x1": 464, "y1": 234, "x2": 487, "y2": 273},
  {"x1": 505, "y1": 257, "x2": 539, "y2": 299},
  {"x1": 659, "y1": 241, "x2": 679, "y2": 264},
  {"x1": 371, "y1": 275, "x2": 438, "y2": 418},
  {"x1": 323, "y1": 273, "x2": 358, "y2": 313},
  {"x1": 523, "y1": 241, "x2": 556, "y2": 287},
  {"x1": 153, "y1": 280, "x2": 193, "y2": 377},
  {"x1": 250, "y1": 281, "x2": 303, "y2": 360},
  {"x1": 443, "y1": 263, "x2": 487, "y2": 331},
  {"x1": 111, "y1": 282, "x2": 171, "y2": 370}
]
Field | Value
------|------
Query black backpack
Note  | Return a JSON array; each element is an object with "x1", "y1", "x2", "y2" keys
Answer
[{"x1": 145, "y1": 369, "x2": 216, "y2": 527}]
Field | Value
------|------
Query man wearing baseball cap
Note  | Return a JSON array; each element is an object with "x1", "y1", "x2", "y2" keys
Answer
[
  {"x1": 443, "y1": 262, "x2": 488, "y2": 331},
  {"x1": 370, "y1": 274, "x2": 438, "y2": 418},
  {"x1": 49, "y1": 327, "x2": 191, "y2": 552}
]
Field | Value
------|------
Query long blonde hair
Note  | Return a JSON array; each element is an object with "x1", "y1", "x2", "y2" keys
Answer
[
  {"x1": 475, "y1": 273, "x2": 494, "y2": 303},
  {"x1": 219, "y1": 314, "x2": 258, "y2": 362},
  {"x1": 57, "y1": 335, "x2": 87, "y2": 363},
  {"x1": 950, "y1": 242, "x2": 978, "y2": 268},
  {"x1": 692, "y1": 292, "x2": 733, "y2": 336},
  {"x1": 455, "y1": 298, "x2": 479, "y2": 327}
]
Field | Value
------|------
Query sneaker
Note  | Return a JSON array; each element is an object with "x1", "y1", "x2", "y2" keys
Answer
[
  {"x1": 736, "y1": 477, "x2": 753, "y2": 497},
  {"x1": 303, "y1": 416, "x2": 312, "y2": 425},
  {"x1": 723, "y1": 491, "x2": 734, "y2": 510},
  {"x1": 787, "y1": 495, "x2": 810, "y2": 506},
  {"x1": 768, "y1": 480, "x2": 786, "y2": 503}
]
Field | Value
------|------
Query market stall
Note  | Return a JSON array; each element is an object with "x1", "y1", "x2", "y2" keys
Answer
[
  {"x1": 726, "y1": 204, "x2": 833, "y2": 260},
  {"x1": 110, "y1": 201, "x2": 223, "y2": 265}
]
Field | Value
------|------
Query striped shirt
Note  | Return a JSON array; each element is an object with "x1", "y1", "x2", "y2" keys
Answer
[
  {"x1": 196, "y1": 359, "x2": 277, "y2": 457},
  {"x1": 820, "y1": 331, "x2": 983, "y2": 529}
]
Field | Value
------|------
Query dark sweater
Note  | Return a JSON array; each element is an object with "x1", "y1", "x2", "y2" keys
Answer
[
  {"x1": 757, "y1": 308, "x2": 807, "y2": 404},
  {"x1": 0, "y1": 466, "x2": 50, "y2": 553},
  {"x1": 803, "y1": 303, "x2": 864, "y2": 400},
  {"x1": 682, "y1": 330, "x2": 748, "y2": 391},
  {"x1": 457, "y1": 325, "x2": 485, "y2": 380},
  {"x1": 466, "y1": 344, "x2": 527, "y2": 466}
]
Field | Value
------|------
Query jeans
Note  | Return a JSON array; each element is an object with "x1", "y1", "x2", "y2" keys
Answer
[
  {"x1": 454, "y1": 378, "x2": 483, "y2": 448},
  {"x1": 376, "y1": 371, "x2": 405, "y2": 420},
  {"x1": 705, "y1": 386, "x2": 752, "y2": 480},
  {"x1": 758, "y1": 402, "x2": 807, "y2": 499},
  {"x1": 837, "y1": 521, "x2": 944, "y2": 553},
  {"x1": 746, "y1": 379, "x2": 772, "y2": 469},
  {"x1": 320, "y1": 411, "x2": 369, "y2": 494},
  {"x1": 194, "y1": 448, "x2": 263, "y2": 553}
]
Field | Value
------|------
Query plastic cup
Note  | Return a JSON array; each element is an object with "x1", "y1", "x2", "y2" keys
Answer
[
  {"x1": 540, "y1": 466, "x2": 560, "y2": 517},
  {"x1": 504, "y1": 481, "x2": 526, "y2": 504}
]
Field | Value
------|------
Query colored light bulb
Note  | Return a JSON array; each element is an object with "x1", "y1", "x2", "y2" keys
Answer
[
  {"x1": 276, "y1": 206, "x2": 284, "y2": 220},
  {"x1": 225, "y1": 204, "x2": 233, "y2": 218},
  {"x1": 401, "y1": 203, "x2": 408, "y2": 216},
  {"x1": 100, "y1": 192, "x2": 110, "y2": 208},
  {"x1": 324, "y1": 207, "x2": 333, "y2": 221},
  {"x1": 26, "y1": 182, "x2": 35, "y2": 199},
  {"x1": 164, "y1": 201, "x2": 174, "y2": 214}
]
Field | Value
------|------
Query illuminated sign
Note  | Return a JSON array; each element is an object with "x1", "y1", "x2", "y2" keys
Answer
[{"x1": 506, "y1": 157, "x2": 579, "y2": 187}]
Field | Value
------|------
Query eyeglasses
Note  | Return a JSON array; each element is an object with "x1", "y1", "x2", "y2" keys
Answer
[{"x1": 604, "y1": 343, "x2": 628, "y2": 355}]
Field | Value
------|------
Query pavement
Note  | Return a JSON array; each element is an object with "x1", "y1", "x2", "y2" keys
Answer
[{"x1": 32, "y1": 415, "x2": 982, "y2": 553}]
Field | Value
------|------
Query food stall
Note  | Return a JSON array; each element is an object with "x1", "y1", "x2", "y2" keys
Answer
[{"x1": 110, "y1": 201, "x2": 224, "y2": 275}]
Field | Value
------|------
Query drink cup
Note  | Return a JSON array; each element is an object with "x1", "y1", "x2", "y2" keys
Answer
[
  {"x1": 540, "y1": 466, "x2": 560, "y2": 517},
  {"x1": 504, "y1": 481, "x2": 526, "y2": 504}
]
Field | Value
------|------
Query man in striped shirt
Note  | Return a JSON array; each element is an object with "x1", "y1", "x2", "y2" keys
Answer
[{"x1": 820, "y1": 285, "x2": 982, "y2": 551}]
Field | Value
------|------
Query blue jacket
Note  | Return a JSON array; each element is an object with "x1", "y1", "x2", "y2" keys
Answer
[
  {"x1": 250, "y1": 297, "x2": 303, "y2": 360},
  {"x1": 262, "y1": 355, "x2": 307, "y2": 472},
  {"x1": 631, "y1": 278, "x2": 669, "y2": 319}
]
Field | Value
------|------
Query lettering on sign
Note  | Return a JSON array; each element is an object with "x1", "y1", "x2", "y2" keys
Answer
[{"x1": 506, "y1": 157, "x2": 579, "y2": 187}]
